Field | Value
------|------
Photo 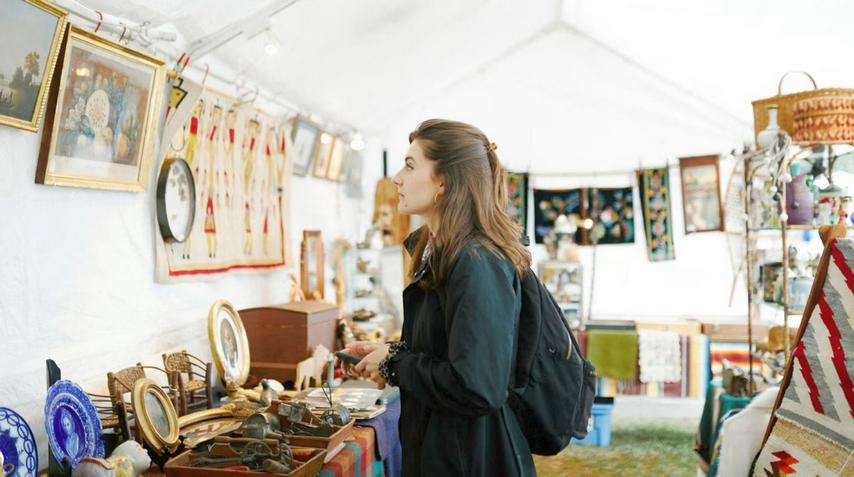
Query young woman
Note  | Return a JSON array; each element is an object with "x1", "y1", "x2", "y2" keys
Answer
[{"x1": 343, "y1": 119, "x2": 536, "y2": 476}]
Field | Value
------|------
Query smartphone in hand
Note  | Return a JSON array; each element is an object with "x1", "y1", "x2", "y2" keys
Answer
[{"x1": 335, "y1": 351, "x2": 362, "y2": 365}]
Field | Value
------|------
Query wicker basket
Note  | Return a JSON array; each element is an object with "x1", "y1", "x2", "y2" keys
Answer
[{"x1": 751, "y1": 71, "x2": 854, "y2": 147}]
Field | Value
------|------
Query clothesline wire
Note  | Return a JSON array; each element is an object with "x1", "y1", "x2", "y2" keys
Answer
[{"x1": 518, "y1": 160, "x2": 693, "y2": 179}]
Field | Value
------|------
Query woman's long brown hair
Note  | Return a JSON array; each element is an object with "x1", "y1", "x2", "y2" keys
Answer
[{"x1": 408, "y1": 119, "x2": 531, "y2": 288}]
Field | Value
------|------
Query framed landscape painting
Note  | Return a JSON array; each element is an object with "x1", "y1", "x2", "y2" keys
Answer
[
  {"x1": 290, "y1": 119, "x2": 319, "y2": 176},
  {"x1": 36, "y1": 26, "x2": 166, "y2": 191},
  {"x1": 0, "y1": 0, "x2": 67, "y2": 132}
]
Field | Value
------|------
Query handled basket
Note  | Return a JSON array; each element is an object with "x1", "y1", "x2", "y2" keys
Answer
[{"x1": 751, "y1": 71, "x2": 854, "y2": 146}]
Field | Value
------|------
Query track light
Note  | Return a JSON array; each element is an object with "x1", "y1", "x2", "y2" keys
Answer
[
  {"x1": 350, "y1": 133, "x2": 365, "y2": 151},
  {"x1": 263, "y1": 28, "x2": 280, "y2": 56}
]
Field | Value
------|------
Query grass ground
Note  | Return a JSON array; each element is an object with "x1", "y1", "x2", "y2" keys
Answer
[{"x1": 534, "y1": 417, "x2": 699, "y2": 477}]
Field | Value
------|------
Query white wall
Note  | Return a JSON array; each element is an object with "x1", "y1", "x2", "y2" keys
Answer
[
  {"x1": 528, "y1": 160, "x2": 748, "y2": 323},
  {"x1": 0, "y1": 120, "x2": 379, "y2": 467}
]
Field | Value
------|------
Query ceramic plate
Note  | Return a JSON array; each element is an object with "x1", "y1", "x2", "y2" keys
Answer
[
  {"x1": 0, "y1": 407, "x2": 38, "y2": 477},
  {"x1": 44, "y1": 380, "x2": 104, "y2": 468}
]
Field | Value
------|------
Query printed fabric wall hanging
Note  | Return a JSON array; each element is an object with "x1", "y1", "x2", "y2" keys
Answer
[
  {"x1": 534, "y1": 187, "x2": 634, "y2": 245},
  {"x1": 154, "y1": 82, "x2": 290, "y2": 281},
  {"x1": 679, "y1": 155, "x2": 724, "y2": 233},
  {"x1": 753, "y1": 227, "x2": 854, "y2": 477},
  {"x1": 588, "y1": 187, "x2": 635, "y2": 245},
  {"x1": 505, "y1": 172, "x2": 528, "y2": 235},
  {"x1": 533, "y1": 188, "x2": 584, "y2": 244},
  {"x1": 0, "y1": 0, "x2": 67, "y2": 132},
  {"x1": 638, "y1": 167, "x2": 675, "y2": 261},
  {"x1": 35, "y1": 25, "x2": 166, "y2": 191}
]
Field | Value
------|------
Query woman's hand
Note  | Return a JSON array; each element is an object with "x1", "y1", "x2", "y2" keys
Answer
[
  {"x1": 354, "y1": 344, "x2": 390, "y2": 389},
  {"x1": 337, "y1": 341, "x2": 384, "y2": 379},
  {"x1": 341, "y1": 341, "x2": 383, "y2": 358}
]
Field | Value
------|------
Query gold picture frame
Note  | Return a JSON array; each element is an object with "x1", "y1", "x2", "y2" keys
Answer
[
  {"x1": 131, "y1": 378, "x2": 180, "y2": 453},
  {"x1": 0, "y1": 0, "x2": 67, "y2": 132},
  {"x1": 36, "y1": 25, "x2": 166, "y2": 191},
  {"x1": 312, "y1": 132, "x2": 333, "y2": 178},
  {"x1": 326, "y1": 137, "x2": 347, "y2": 181},
  {"x1": 207, "y1": 299, "x2": 251, "y2": 387},
  {"x1": 300, "y1": 230, "x2": 324, "y2": 300},
  {"x1": 679, "y1": 155, "x2": 724, "y2": 233},
  {"x1": 291, "y1": 118, "x2": 320, "y2": 177}
]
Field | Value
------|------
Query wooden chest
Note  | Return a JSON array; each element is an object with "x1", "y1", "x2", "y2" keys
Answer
[{"x1": 239, "y1": 301, "x2": 339, "y2": 383}]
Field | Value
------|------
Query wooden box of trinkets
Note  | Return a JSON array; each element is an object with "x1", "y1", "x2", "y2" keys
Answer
[
  {"x1": 287, "y1": 419, "x2": 354, "y2": 458},
  {"x1": 164, "y1": 445, "x2": 326, "y2": 477},
  {"x1": 239, "y1": 301, "x2": 339, "y2": 383},
  {"x1": 267, "y1": 400, "x2": 355, "y2": 458}
]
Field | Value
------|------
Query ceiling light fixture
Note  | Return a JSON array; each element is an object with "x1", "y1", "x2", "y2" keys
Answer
[
  {"x1": 349, "y1": 133, "x2": 365, "y2": 151},
  {"x1": 263, "y1": 28, "x2": 280, "y2": 56}
]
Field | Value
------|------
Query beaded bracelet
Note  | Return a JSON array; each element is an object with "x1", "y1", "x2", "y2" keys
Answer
[{"x1": 378, "y1": 341, "x2": 408, "y2": 386}]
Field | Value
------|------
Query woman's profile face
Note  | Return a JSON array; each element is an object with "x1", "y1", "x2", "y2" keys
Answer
[{"x1": 392, "y1": 140, "x2": 442, "y2": 216}]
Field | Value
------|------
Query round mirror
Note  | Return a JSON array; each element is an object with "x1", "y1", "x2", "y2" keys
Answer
[
  {"x1": 131, "y1": 378, "x2": 178, "y2": 453},
  {"x1": 144, "y1": 389, "x2": 169, "y2": 437}
]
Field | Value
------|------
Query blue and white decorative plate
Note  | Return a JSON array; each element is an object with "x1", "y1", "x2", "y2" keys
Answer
[
  {"x1": 44, "y1": 380, "x2": 104, "y2": 468},
  {"x1": 0, "y1": 407, "x2": 38, "y2": 477}
]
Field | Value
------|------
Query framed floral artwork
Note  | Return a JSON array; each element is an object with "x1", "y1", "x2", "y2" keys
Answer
[
  {"x1": 290, "y1": 118, "x2": 318, "y2": 176},
  {"x1": 679, "y1": 155, "x2": 724, "y2": 233},
  {"x1": 0, "y1": 0, "x2": 67, "y2": 132},
  {"x1": 36, "y1": 26, "x2": 165, "y2": 191}
]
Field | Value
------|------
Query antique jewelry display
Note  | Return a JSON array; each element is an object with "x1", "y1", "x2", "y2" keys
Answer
[
  {"x1": 44, "y1": 380, "x2": 105, "y2": 468},
  {"x1": 156, "y1": 157, "x2": 196, "y2": 242}
]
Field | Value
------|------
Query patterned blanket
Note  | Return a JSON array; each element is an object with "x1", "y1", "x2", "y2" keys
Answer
[{"x1": 753, "y1": 237, "x2": 854, "y2": 476}]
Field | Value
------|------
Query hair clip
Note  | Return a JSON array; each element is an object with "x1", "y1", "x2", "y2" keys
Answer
[{"x1": 488, "y1": 142, "x2": 498, "y2": 152}]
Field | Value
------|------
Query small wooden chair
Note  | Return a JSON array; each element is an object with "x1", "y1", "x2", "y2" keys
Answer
[
  {"x1": 87, "y1": 390, "x2": 131, "y2": 446},
  {"x1": 107, "y1": 363, "x2": 177, "y2": 441},
  {"x1": 162, "y1": 350, "x2": 214, "y2": 415}
]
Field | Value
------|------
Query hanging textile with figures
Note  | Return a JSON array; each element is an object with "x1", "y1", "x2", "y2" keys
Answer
[{"x1": 155, "y1": 80, "x2": 290, "y2": 281}]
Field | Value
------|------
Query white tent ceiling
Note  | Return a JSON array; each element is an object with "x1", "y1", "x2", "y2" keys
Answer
[{"x1": 70, "y1": 0, "x2": 854, "y2": 173}]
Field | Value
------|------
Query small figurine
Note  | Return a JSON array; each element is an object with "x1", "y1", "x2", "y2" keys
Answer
[{"x1": 109, "y1": 440, "x2": 151, "y2": 476}]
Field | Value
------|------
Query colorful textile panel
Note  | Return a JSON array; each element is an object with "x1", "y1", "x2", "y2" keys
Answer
[
  {"x1": 709, "y1": 340, "x2": 753, "y2": 379},
  {"x1": 533, "y1": 187, "x2": 634, "y2": 245},
  {"x1": 754, "y1": 237, "x2": 854, "y2": 477},
  {"x1": 505, "y1": 172, "x2": 529, "y2": 235},
  {"x1": 588, "y1": 187, "x2": 635, "y2": 245},
  {"x1": 318, "y1": 425, "x2": 377, "y2": 477},
  {"x1": 638, "y1": 167, "x2": 675, "y2": 261},
  {"x1": 533, "y1": 188, "x2": 584, "y2": 244}
]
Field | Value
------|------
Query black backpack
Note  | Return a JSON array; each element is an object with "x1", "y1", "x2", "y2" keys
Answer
[{"x1": 507, "y1": 267, "x2": 597, "y2": 455}]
